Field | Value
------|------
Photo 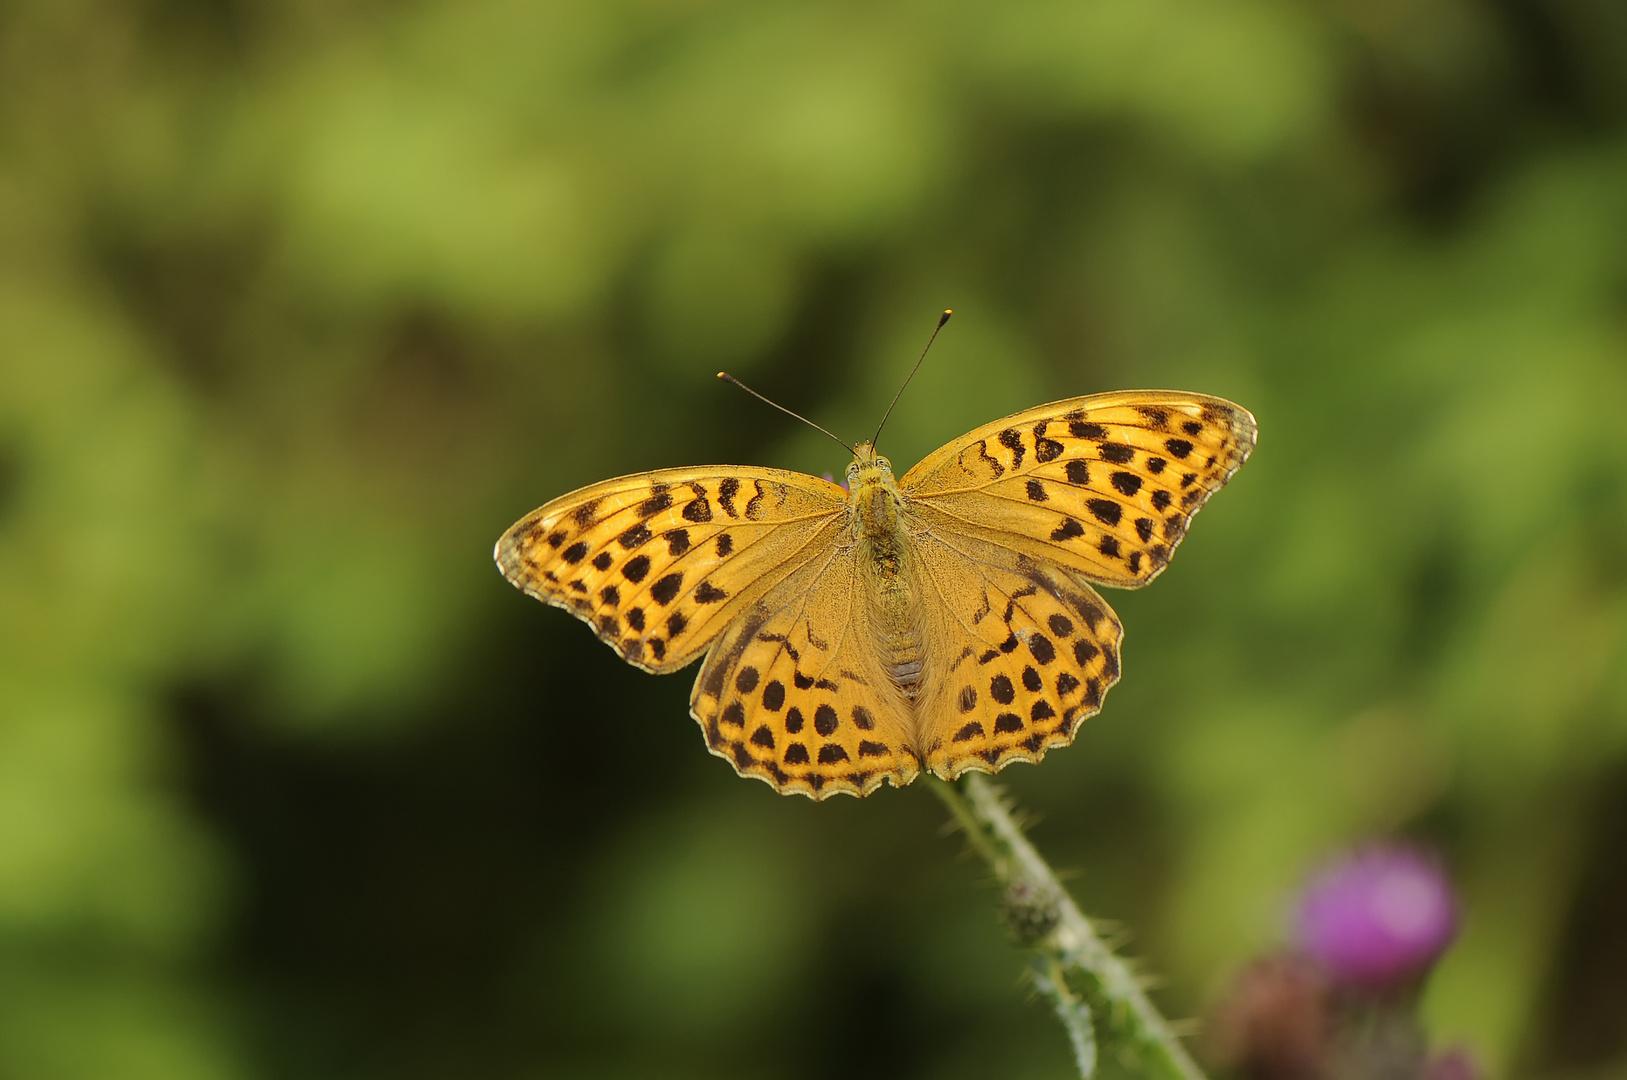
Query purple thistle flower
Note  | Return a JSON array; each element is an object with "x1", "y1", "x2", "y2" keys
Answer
[
  {"x1": 1295, "y1": 847, "x2": 1458, "y2": 989},
  {"x1": 1425, "y1": 1048, "x2": 1480, "y2": 1080}
]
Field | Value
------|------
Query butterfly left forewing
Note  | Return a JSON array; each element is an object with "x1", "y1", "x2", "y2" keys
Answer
[
  {"x1": 912, "y1": 530, "x2": 1123, "y2": 779},
  {"x1": 496, "y1": 466, "x2": 845, "y2": 673},
  {"x1": 902, "y1": 391, "x2": 1256, "y2": 587}
]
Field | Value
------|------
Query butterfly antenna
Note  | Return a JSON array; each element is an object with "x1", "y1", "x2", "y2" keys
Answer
[
  {"x1": 872, "y1": 309, "x2": 952, "y2": 448},
  {"x1": 716, "y1": 372, "x2": 857, "y2": 455}
]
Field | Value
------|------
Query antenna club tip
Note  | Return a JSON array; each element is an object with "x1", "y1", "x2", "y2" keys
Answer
[
  {"x1": 939, "y1": 309, "x2": 953, "y2": 324},
  {"x1": 716, "y1": 371, "x2": 730, "y2": 380}
]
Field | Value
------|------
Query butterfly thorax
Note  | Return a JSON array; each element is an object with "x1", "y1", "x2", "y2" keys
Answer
[{"x1": 846, "y1": 443, "x2": 927, "y2": 701}]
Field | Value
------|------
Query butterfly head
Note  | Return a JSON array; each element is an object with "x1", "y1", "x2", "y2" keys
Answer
[
  {"x1": 846, "y1": 441, "x2": 896, "y2": 487},
  {"x1": 847, "y1": 441, "x2": 904, "y2": 538}
]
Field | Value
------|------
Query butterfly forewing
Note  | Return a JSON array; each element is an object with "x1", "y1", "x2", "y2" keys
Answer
[
  {"x1": 690, "y1": 546, "x2": 921, "y2": 799},
  {"x1": 496, "y1": 466, "x2": 846, "y2": 673},
  {"x1": 902, "y1": 391, "x2": 1257, "y2": 588},
  {"x1": 912, "y1": 531, "x2": 1124, "y2": 778}
]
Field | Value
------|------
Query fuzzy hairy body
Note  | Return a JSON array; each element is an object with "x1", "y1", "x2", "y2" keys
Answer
[{"x1": 849, "y1": 444, "x2": 927, "y2": 701}]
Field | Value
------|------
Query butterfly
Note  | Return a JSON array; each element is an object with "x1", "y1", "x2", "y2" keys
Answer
[{"x1": 496, "y1": 348, "x2": 1255, "y2": 800}]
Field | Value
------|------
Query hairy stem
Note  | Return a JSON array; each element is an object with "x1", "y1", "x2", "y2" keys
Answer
[{"x1": 932, "y1": 772, "x2": 1206, "y2": 1080}]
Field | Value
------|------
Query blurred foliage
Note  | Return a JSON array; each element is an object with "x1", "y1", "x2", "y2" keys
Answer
[{"x1": 2, "y1": 0, "x2": 1626, "y2": 1077}]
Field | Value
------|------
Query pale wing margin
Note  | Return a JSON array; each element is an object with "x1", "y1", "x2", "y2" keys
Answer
[{"x1": 495, "y1": 465, "x2": 847, "y2": 673}]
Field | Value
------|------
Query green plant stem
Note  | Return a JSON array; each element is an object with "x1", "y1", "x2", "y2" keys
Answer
[{"x1": 932, "y1": 772, "x2": 1206, "y2": 1080}]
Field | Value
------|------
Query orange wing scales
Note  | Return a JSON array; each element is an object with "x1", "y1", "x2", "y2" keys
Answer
[
  {"x1": 914, "y1": 533, "x2": 1123, "y2": 779},
  {"x1": 496, "y1": 467, "x2": 845, "y2": 673},
  {"x1": 689, "y1": 551, "x2": 921, "y2": 800},
  {"x1": 903, "y1": 391, "x2": 1256, "y2": 588}
]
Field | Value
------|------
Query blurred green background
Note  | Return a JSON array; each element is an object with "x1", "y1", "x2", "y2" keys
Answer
[{"x1": 2, "y1": 0, "x2": 1626, "y2": 1077}]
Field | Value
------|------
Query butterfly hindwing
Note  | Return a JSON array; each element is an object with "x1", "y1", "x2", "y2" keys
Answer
[
  {"x1": 495, "y1": 466, "x2": 846, "y2": 673},
  {"x1": 902, "y1": 391, "x2": 1256, "y2": 587},
  {"x1": 690, "y1": 547, "x2": 921, "y2": 799},
  {"x1": 912, "y1": 531, "x2": 1124, "y2": 779}
]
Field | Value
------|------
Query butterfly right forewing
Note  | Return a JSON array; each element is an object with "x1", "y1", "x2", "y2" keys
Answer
[
  {"x1": 496, "y1": 466, "x2": 846, "y2": 673},
  {"x1": 901, "y1": 391, "x2": 1256, "y2": 588}
]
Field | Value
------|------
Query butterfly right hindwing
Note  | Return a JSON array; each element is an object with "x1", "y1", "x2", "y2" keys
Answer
[{"x1": 911, "y1": 530, "x2": 1123, "y2": 779}]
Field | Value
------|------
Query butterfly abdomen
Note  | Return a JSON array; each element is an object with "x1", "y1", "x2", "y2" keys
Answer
[{"x1": 855, "y1": 491, "x2": 928, "y2": 700}]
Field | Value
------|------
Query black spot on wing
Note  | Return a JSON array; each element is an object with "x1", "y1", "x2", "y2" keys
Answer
[
  {"x1": 1151, "y1": 490, "x2": 1171, "y2": 511},
  {"x1": 1087, "y1": 499, "x2": 1122, "y2": 526},
  {"x1": 1111, "y1": 471, "x2": 1142, "y2": 496},
  {"x1": 622, "y1": 555, "x2": 651, "y2": 583},
  {"x1": 994, "y1": 713, "x2": 1024, "y2": 734},
  {"x1": 1165, "y1": 439, "x2": 1193, "y2": 459},
  {"x1": 682, "y1": 494, "x2": 713, "y2": 522},
  {"x1": 1033, "y1": 423, "x2": 1064, "y2": 462},
  {"x1": 638, "y1": 489, "x2": 673, "y2": 516},
  {"x1": 1070, "y1": 421, "x2": 1107, "y2": 440},
  {"x1": 717, "y1": 477, "x2": 740, "y2": 517},
  {"x1": 1100, "y1": 443, "x2": 1135, "y2": 464},
  {"x1": 1026, "y1": 480, "x2": 1048, "y2": 502},
  {"x1": 665, "y1": 529, "x2": 690, "y2": 556},
  {"x1": 650, "y1": 572, "x2": 683, "y2": 604},
  {"x1": 1051, "y1": 517, "x2": 1085, "y2": 542},
  {"x1": 998, "y1": 428, "x2": 1025, "y2": 468},
  {"x1": 562, "y1": 541, "x2": 589, "y2": 564},
  {"x1": 953, "y1": 721, "x2": 985, "y2": 743},
  {"x1": 1064, "y1": 460, "x2": 1090, "y2": 485}
]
